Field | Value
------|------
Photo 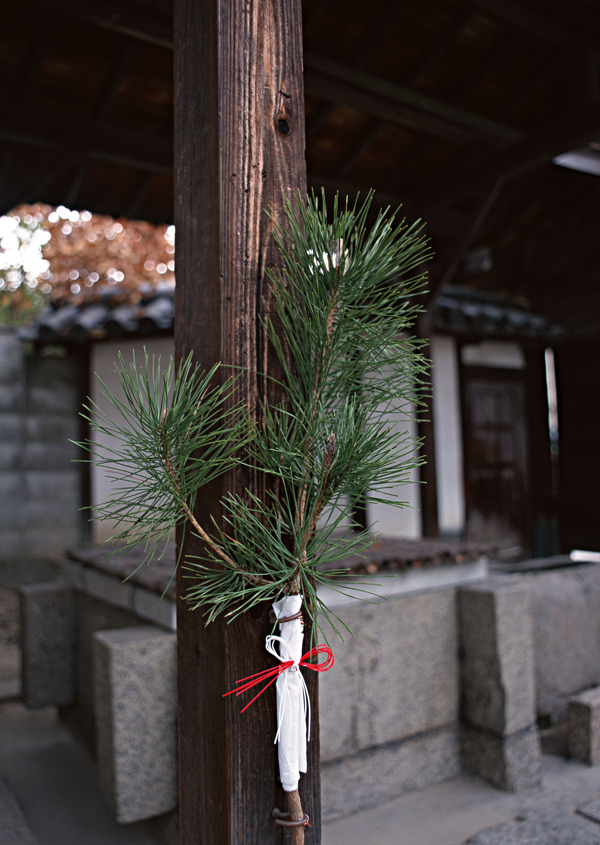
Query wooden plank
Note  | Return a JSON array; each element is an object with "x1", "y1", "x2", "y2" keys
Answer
[{"x1": 173, "y1": 1, "x2": 314, "y2": 843}]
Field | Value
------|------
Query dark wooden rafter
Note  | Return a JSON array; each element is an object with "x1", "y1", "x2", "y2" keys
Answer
[
  {"x1": 29, "y1": 0, "x2": 173, "y2": 51},
  {"x1": 95, "y1": 37, "x2": 137, "y2": 119},
  {"x1": 303, "y1": 54, "x2": 525, "y2": 146},
  {"x1": 430, "y1": 105, "x2": 600, "y2": 208},
  {"x1": 126, "y1": 172, "x2": 156, "y2": 219},
  {"x1": 0, "y1": 152, "x2": 82, "y2": 215},
  {"x1": 469, "y1": 0, "x2": 580, "y2": 48},
  {"x1": 475, "y1": 0, "x2": 600, "y2": 50},
  {"x1": 0, "y1": 108, "x2": 172, "y2": 175},
  {"x1": 305, "y1": 101, "x2": 332, "y2": 142},
  {"x1": 428, "y1": 177, "x2": 506, "y2": 308},
  {"x1": 407, "y1": 6, "x2": 474, "y2": 89},
  {"x1": 390, "y1": 22, "x2": 517, "y2": 194},
  {"x1": 19, "y1": 9, "x2": 55, "y2": 104},
  {"x1": 353, "y1": 0, "x2": 407, "y2": 70},
  {"x1": 336, "y1": 120, "x2": 384, "y2": 180},
  {"x1": 65, "y1": 161, "x2": 89, "y2": 209}
]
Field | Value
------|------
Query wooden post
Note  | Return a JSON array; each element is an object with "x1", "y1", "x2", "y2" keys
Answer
[{"x1": 173, "y1": 1, "x2": 316, "y2": 843}]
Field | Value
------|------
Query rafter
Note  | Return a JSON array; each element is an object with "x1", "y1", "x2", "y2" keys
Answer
[
  {"x1": 0, "y1": 108, "x2": 172, "y2": 175},
  {"x1": 430, "y1": 105, "x2": 600, "y2": 208},
  {"x1": 303, "y1": 54, "x2": 524, "y2": 146},
  {"x1": 472, "y1": 0, "x2": 600, "y2": 50},
  {"x1": 29, "y1": 0, "x2": 172, "y2": 50}
]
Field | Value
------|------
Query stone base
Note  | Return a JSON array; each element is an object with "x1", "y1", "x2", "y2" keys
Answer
[
  {"x1": 93, "y1": 625, "x2": 177, "y2": 824},
  {"x1": 461, "y1": 724, "x2": 542, "y2": 793},
  {"x1": 322, "y1": 726, "x2": 460, "y2": 821},
  {"x1": 569, "y1": 687, "x2": 600, "y2": 765},
  {"x1": 20, "y1": 581, "x2": 74, "y2": 708}
]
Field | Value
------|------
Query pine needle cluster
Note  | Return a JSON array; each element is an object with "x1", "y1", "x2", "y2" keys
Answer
[{"x1": 78, "y1": 191, "x2": 431, "y2": 636}]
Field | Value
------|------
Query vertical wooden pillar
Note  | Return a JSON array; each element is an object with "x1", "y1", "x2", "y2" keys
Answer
[{"x1": 173, "y1": 1, "x2": 316, "y2": 843}]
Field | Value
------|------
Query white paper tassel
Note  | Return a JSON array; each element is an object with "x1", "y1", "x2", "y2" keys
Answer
[{"x1": 270, "y1": 595, "x2": 306, "y2": 792}]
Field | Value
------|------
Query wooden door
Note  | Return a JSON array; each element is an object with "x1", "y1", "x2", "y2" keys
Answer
[{"x1": 461, "y1": 368, "x2": 531, "y2": 551}]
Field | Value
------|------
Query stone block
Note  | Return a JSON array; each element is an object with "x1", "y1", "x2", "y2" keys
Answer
[
  {"x1": 0, "y1": 330, "x2": 25, "y2": 384},
  {"x1": 0, "y1": 441, "x2": 21, "y2": 471},
  {"x1": 526, "y1": 563, "x2": 600, "y2": 724},
  {"x1": 0, "y1": 413, "x2": 22, "y2": 441},
  {"x1": 461, "y1": 724, "x2": 541, "y2": 792},
  {"x1": 25, "y1": 360, "x2": 77, "y2": 414},
  {"x1": 23, "y1": 498, "x2": 80, "y2": 530},
  {"x1": 459, "y1": 579, "x2": 536, "y2": 736},
  {"x1": 458, "y1": 579, "x2": 541, "y2": 792},
  {"x1": 320, "y1": 587, "x2": 459, "y2": 760},
  {"x1": 20, "y1": 582, "x2": 75, "y2": 708},
  {"x1": 24, "y1": 526, "x2": 82, "y2": 559},
  {"x1": 25, "y1": 470, "x2": 80, "y2": 503},
  {"x1": 322, "y1": 726, "x2": 460, "y2": 821},
  {"x1": 569, "y1": 686, "x2": 600, "y2": 764},
  {"x1": 0, "y1": 386, "x2": 24, "y2": 413},
  {"x1": 86, "y1": 569, "x2": 134, "y2": 612},
  {"x1": 132, "y1": 587, "x2": 176, "y2": 631},
  {"x1": 23, "y1": 441, "x2": 79, "y2": 472},
  {"x1": 93, "y1": 625, "x2": 178, "y2": 823},
  {"x1": 0, "y1": 471, "x2": 23, "y2": 501},
  {"x1": 25, "y1": 414, "x2": 79, "y2": 443}
]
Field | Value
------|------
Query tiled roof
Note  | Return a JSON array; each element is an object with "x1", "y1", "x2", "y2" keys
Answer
[{"x1": 20, "y1": 283, "x2": 562, "y2": 345}]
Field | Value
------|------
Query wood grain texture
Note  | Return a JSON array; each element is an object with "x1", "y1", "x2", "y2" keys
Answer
[{"x1": 173, "y1": 1, "x2": 318, "y2": 842}]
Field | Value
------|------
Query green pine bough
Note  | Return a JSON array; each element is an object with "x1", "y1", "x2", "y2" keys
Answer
[{"x1": 77, "y1": 191, "x2": 431, "y2": 638}]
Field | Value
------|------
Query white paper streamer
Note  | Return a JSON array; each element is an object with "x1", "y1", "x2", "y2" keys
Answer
[{"x1": 270, "y1": 594, "x2": 306, "y2": 792}]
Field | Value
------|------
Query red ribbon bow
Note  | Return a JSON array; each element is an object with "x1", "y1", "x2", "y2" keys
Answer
[{"x1": 223, "y1": 644, "x2": 335, "y2": 714}]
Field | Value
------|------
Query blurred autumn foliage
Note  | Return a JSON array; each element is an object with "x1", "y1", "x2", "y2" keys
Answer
[{"x1": 0, "y1": 202, "x2": 174, "y2": 325}]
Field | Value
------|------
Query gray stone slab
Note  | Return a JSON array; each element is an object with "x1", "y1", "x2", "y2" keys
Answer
[
  {"x1": 464, "y1": 809, "x2": 600, "y2": 844},
  {"x1": 525, "y1": 564, "x2": 600, "y2": 725},
  {"x1": 578, "y1": 798, "x2": 600, "y2": 825},
  {"x1": 19, "y1": 582, "x2": 75, "y2": 709},
  {"x1": 320, "y1": 586, "x2": 460, "y2": 760},
  {"x1": 93, "y1": 625, "x2": 178, "y2": 824},
  {"x1": 0, "y1": 331, "x2": 25, "y2": 385},
  {"x1": 461, "y1": 724, "x2": 542, "y2": 793},
  {"x1": 0, "y1": 777, "x2": 39, "y2": 845},
  {"x1": 322, "y1": 726, "x2": 461, "y2": 821},
  {"x1": 569, "y1": 687, "x2": 600, "y2": 765},
  {"x1": 23, "y1": 441, "x2": 79, "y2": 472},
  {"x1": 0, "y1": 386, "x2": 24, "y2": 413},
  {"x1": 459, "y1": 579, "x2": 536, "y2": 736}
]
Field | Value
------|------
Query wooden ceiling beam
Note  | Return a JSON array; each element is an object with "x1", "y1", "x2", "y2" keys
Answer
[
  {"x1": 474, "y1": 0, "x2": 600, "y2": 51},
  {"x1": 0, "y1": 108, "x2": 172, "y2": 175},
  {"x1": 469, "y1": 0, "x2": 576, "y2": 48},
  {"x1": 29, "y1": 0, "x2": 173, "y2": 50},
  {"x1": 303, "y1": 54, "x2": 524, "y2": 146},
  {"x1": 430, "y1": 105, "x2": 600, "y2": 208},
  {"x1": 0, "y1": 152, "x2": 80, "y2": 215}
]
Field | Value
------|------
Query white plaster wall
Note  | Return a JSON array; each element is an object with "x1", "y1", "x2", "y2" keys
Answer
[
  {"x1": 431, "y1": 334, "x2": 465, "y2": 535},
  {"x1": 461, "y1": 340, "x2": 525, "y2": 369},
  {"x1": 90, "y1": 338, "x2": 174, "y2": 543},
  {"x1": 366, "y1": 361, "x2": 422, "y2": 539}
]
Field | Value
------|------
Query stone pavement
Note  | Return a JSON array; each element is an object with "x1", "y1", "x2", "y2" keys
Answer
[{"x1": 4, "y1": 699, "x2": 600, "y2": 845}]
